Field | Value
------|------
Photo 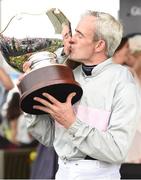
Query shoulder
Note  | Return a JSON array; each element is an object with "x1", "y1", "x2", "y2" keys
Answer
[{"x1": 108, "y1": 62, "x2": 135, "y2": 83}]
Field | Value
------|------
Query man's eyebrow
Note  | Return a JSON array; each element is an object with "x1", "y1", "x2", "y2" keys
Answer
[{"x1": 75, "y1": 29, "x2": 85, "y2": 37}]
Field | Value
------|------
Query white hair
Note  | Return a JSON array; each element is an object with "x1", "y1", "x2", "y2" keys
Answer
[
  {"x1": 129, "y1": 35, "x2": 141, "y2": 55},
  {"x1": 81, "y1": 11, "x2": 123, "y2": 57}
]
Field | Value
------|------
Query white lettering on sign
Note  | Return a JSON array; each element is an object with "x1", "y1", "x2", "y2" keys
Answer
[{"x1": 130, "y1": 6, "x2": 141, "y2": 16}]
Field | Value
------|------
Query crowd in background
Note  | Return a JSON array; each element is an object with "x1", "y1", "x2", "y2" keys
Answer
[
  {"x1": 113, "y1": 33, "x2": 141, "y2": 163},
  {"x1": 0, "y1": 55, "x2": 38, "y2": 149},
  {"x1": 1, "y1": 32, "x2": 141, "y2": 178}
]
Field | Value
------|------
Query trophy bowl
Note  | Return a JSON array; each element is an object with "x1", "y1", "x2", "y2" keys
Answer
[{"x1": 0, "y1": 8, "x2": 83, "y2": 114}]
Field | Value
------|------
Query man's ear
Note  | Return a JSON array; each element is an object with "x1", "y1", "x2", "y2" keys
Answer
[{"x1": 95, "y1": 40, "x2": 106, "y2": 53}]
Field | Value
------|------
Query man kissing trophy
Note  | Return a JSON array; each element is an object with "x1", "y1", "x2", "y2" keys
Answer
[{"x1": 0, "y1": 8, "x2": 83, "y2": 114}]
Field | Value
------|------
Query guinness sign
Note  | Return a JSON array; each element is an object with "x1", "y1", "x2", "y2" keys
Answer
[{"x1": 119, "y1": 0, "x2": 141, "y2": 36}]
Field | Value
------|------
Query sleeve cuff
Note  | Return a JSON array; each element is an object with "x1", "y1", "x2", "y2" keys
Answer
[
  {"x1": 25, "y1": 113, "x2": 38, "y2": 127},
  {"x1": 67, "y1": 118, "x2": 85, "y2": 136}
]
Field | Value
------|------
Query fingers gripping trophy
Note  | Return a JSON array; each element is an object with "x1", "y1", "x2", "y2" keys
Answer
[{"x1": 0, "y1": 8, "x2": 83, "y2": 114}]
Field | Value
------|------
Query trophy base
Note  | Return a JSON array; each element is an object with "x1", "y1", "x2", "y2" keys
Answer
[
  {"x1": 20, "y1": 82, "x2": 82, "y2": 114},
  {"x1": 18, "y1": 65, "x2": 83, "y2": 114}
]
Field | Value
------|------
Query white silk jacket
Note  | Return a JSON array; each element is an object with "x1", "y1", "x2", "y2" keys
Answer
[{"x1": 26, "y1": 58, "x2": 140, "y2": 164}]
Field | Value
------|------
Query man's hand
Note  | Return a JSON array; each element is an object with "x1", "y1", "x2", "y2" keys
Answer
[
  {"x1": 33, "y1": 92, "x2": 76, "y2": 128},
  {"x1": 16, "y1": 61, "x2": 32, "y2": 86},
  {"x1": 23, "y1": 61, "x2": 32, "y2": 73}
]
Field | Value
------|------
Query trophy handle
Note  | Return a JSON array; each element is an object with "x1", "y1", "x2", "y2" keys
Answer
[{"x1": 46, "y1": 8, "x2": 71, "y2": 34}]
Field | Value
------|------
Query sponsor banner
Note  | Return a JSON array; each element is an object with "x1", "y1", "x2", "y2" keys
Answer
[{"x1": 119, "y1": 0, "x2": 141, "y2": 36}]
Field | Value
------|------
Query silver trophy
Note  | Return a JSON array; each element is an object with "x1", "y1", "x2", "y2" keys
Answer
[{"x1": 0, "y1": 8, "x2": 83, "y2": 114}]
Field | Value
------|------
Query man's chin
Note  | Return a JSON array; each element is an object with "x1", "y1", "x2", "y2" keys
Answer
[{"x1": 69, "y1": 55, "x2": 80, "y2": 62}]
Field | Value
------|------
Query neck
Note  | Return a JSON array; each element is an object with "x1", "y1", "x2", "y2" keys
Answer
[
  {"x1": 84, "y1": 54, "x2": 108, "y2": 66},
  {"x1": 82, "y1": 64, "x2": 97, "y2": 76}
]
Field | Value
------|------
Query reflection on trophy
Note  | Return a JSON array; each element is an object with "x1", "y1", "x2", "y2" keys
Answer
[{"x1": 0, "y1": 8, "x2": 83, "y2": 115}]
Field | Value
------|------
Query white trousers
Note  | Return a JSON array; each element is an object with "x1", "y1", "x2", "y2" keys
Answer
[{"x1": 55, "y1": 159, "x2": 121, "y2": 180}]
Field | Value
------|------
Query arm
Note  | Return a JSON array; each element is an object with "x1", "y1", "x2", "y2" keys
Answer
[
  {"x1": 67, "y1": 83, "x2": 139, "y2": 163},
  {"x1": 33, "y1": 80, "x2": 140, "y2": 163},
  {"x1": 26, "y1": 114, "x2": 55, "y2": 146},
  {"x1": 0, "y1": 67, "x2": 14, "y2": 91}
]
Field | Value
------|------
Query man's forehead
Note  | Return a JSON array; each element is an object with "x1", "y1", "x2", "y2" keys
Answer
[
  {"x1": 77, "y1": 15, "x2": 96, "y2": 27},
  {"x1": 76, "y1": 16, "x2": 96, "y2": 34}
]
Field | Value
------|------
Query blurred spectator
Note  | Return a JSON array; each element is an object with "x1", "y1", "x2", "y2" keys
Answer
[
  {"x1": 6, "y1": 92, "x2": 38, "y2": 148},
  {"x1": 125, "y1": 35, "x2": 141, "y2": 163},
  {"x1": 0, "y1": 65, "x2": 15, "y2": 149},
  {"x1": 114, "y1": 34, "x2": 141, "y2": 163},
  {"x1": 0, "y1": 67, "x2": 14, "y2": 94},
  {"x1": 0, "y1": 66, "x2": 14, "y2": 122},
  {"x1": 30, "y1": 144, "x2": 58, "y2": 179},
  {"x1": 113, "y1": 36, "x2": 130, "y2": 65}
]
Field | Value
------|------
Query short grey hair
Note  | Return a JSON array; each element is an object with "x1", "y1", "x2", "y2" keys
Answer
[
  {"x1": 81, "y1": 11, "x2": 123, "y2": 57},
  {"x1": 129, "y1": 35, "x2": 141, "y2": 55}
]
